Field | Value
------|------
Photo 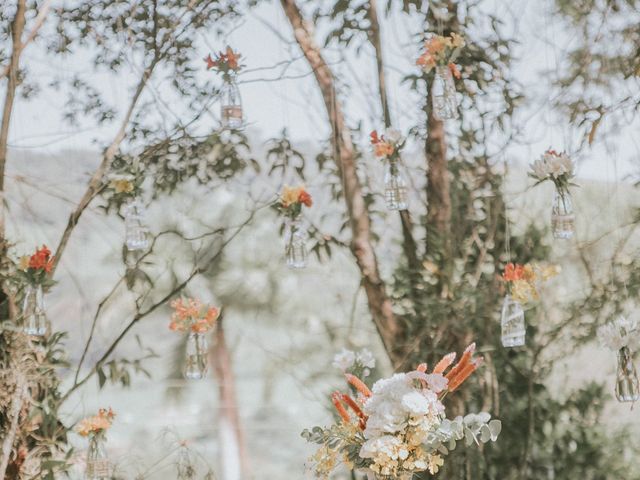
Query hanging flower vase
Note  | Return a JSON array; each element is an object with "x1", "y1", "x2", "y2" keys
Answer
[
  {"x1": 22, "y1": 284, "x2": 47, "y2": 336},
  {"x1": 431, "y1": 65, "x2": 459, "y2": 121},
  {"x1": 184, "y1": 332, "x2": 208, "y2": 380},
  {"x1": 500, "y1": 295, "x2": 525, "y2": 348},
  {"x1": 85, "y1": 433, "x2": 109, "y2": 480},
  {"x1": 551, "y1": 186, "x2": 575, "y2": 240},
  {"x1": 221, "y1": 76, "x2": 243, "y2": 129},
  {"x1": 285, "y1": 216, "x2": 308, "y2": 269},
  {"x1": 124, "y1": 198, "x2": 150, "y2": 251},
  {"x1": 615, "y1": 346, "x2": 640, "y2": 403},
  {"x1": 384, "y1": 159, "x2": 408, "y2": 211}
]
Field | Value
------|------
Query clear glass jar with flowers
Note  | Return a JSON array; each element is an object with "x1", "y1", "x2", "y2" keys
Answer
[
  {"x1": 76, "y1": 408, "x2": 115, "y2": 480},
  {"x1": 169, "y1": 297, "x2": 220, "y2": 380},
  {"x1": 500, "y1": 263, "x2": 559, "y2": 348},
  {"x1": 17, "y1": 245, "x2": 55, "y2": 336},
  {"x1": 370, "y1": 129, "x2": 408, "y2": 211},
  {"x1": 205, "y1": 46, "x2": 243, "y2": 129},
  {"x1": 106, "y1": 174, "x2": 150, "y2": 252},
  {"x1": 274, "y1": 185, "x2": 313, "y2": 269},
  {"x1": 529, "y1": 149, "x2": 577, "y2": 239},
  {"x1": 417, "y1": 33, "x2": 465, "y2": 120},
  {"x1": 303, "y1": 343, "x2": 502, "y2": 479},
  {"x1": 598, "y1": 316, "x2": 640, "y2": 403}
]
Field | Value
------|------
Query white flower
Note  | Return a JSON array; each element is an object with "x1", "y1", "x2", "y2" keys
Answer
[
  {"x1": 357, "y1": 349, "x2": 376, "y2": 369},
  {"x1": 598, "y1": 316, "x2": 640, "y2": 351},
  {"x1": 384, "y1": 128, "x2": 402, "y2": 144},
  {"x1": 402, "y1": 391, "x2": 430, "y2": 415},
  {"x1": 332, "y1": 349, "x2": 356, "y2": 371},
  {"x1": 359, "y1": 435, "x2": 407, "y2": 460},
  {"x1": 529, "y1": 151, "x2": 574, "y2": 181}
]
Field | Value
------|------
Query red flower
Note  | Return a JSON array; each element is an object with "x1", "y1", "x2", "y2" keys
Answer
[
  {"x1": 369, "y1": 130, "x2": 380, "y2": 145},
  {"x1": 29, "y1": 245, "x2": 54, "y2": 273},
  {"x1": 298, "y1": 190, "x2": 313, "y2": 208}
]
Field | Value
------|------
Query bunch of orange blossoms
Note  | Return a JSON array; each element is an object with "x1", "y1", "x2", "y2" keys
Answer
[
  {"x1": 416, "y1": 32, "x2": 465, "y2": 78},
  {"x1": 370, "y1": 128, "x2": 405, "y2": 164},
  {"x1": 501, "y1": 262, "x2": 559, "y2": 304},
  {"x1": 169, "y1": 297, "x2": 220, "y2": 334},
  {"x1": 204, "y1": 46, "x2": 242, "y2": 77},
  {"x1": 76, "y1": 408, "x2": 115, "y2": 437},
  {"x1": 276, "y1": 185, "x2": 312, "y2": 219}
]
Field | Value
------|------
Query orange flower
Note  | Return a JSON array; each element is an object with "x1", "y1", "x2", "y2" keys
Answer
[
  {"x1": 374, "y1": 142, "x2": 394, "y2": 158},
  {"x1": 345, "y1": 373, "x2": 372, "y2": 398},
  {"x1": 502, "y1": 263, "x2": 524, "y2": 282},
  {"x1": 225, "y1": 46, "x2": 241, "y2": 70},
  {"x1": 331, "y1": 392, "x2": 351, "y2": 423},
  {"x1": 298, "y1": 190, "x2": 313, "y2": 207},
  {"x1": 432, "y1": 352, "x2": 456, "y2": 374},
  {"x1": 370, "y1": 130, "x2": 381, "y2": 144},
  {"x1": 204, "y1": 54, "x2": 217, "y2": 70},
  {"x1": 448, "y1": 62, "x2": 461, "y2": 79}
]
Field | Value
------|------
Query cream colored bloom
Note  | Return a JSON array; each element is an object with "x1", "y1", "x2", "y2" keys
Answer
[
  {"x1": 18, "y1": 255, "x2": 30, "y2": 271},
  {"x1": 110, "y1": 178, "x2": 134, "y2": 194}
]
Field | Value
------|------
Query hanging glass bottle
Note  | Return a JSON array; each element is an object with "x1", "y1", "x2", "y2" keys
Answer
[
  {"x1": 184, "y1": 332, "x2": 208, "y2": 380},
  {"x1": 431, "y1": 65, "x2": 459, "y2": 121},
  {"x1": 384, "y1": 159, "x2": 409, "y2": 211},
  {"x1": 615, "y1": 346, "x2": 640, "y2": 403},
  {"x1": 124, "y1": 198, "x2": 150, "y2": 251},
  {"x1": 221, "y1": 75, "x2": 243, "y2": 129},
  {"x1": 551, "y1": 186, "x2": 575, "y2": 240},
  {"x1": 85, "y1": 433, "x2": 109, "y2": 480},
  {"x1": 500, "y1": 295, "x2": 525, "y2": 348},
  {"x1": 285, "y1": 216, "x2": 307, "y2": 269},
  {"x1": 22, "y1": 284, "x2": 47, "y2": 336}
]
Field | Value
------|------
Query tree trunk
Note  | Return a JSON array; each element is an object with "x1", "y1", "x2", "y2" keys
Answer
[
  {"x1": 211, "y1": 317, "x2": 250, "y2": 480},
  {"x1": 280, "y1": 0, "x2": 403, "y2": 366}
]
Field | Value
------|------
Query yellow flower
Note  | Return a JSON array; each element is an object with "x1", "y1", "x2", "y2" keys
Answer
[
  {"x1": 110, "y1": 178, "x2": 134, "y2": 194},
  {"x1": 427, "y1": 454, "x2": 444, "y2": 474},
  {"x1": 280, "y1": 185, "x2": 303, "y2": 208},
  {"x1": 451, "y1": 32, "x2": 465, "y2": 48},
  {"x1": 540, "y1": 264, "x2": 561, "y2": 281},
  {"x1": 18, "y1": 255, "x2": 30, "y2": 271}
]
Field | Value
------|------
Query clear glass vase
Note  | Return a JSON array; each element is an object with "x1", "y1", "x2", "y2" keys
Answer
[
  {"x1": 221, "y1": 77, "x2": 243, "y2": 129},
  {"x1": 22, "y1": 284, "x2": 47, "y2": 336},
  {"x1": 85, "y1": 434, "x2": 109, "y2": 480},
  {"x1": 285, "y1": 217, "x2": 307, "y2": 269},
  {"x1": 124, "y1": 198, "x2": 150, "y2": 251},
  {"x1": 184, "y1": 332, "x2": 208, "y2": 380},
  {"x1": 551, "y1": 186, "x2": 575, "y2": 240},
  {"x1": 431, "y1": 65, "x2": 459, "y2": 120},
  {"x1": 500, "y1": 295, "x2": 526, "y2": 348},
  {"x1": 384, "y1": 159, "x2": 408, "y2": 211},
  {"x1": 615, "y1": 346, "x2": 640, "y2": 403}
]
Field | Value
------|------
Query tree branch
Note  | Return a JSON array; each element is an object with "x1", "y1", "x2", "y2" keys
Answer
[
  {"x1": 0, "y1": 0, "x2": 52, "y2": 81},
  {"x1": 279, "y1": 0, "x2": 402, "y2": 366}
]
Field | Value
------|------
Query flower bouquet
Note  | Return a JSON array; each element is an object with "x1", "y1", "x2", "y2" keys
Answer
[
  {"x1": 17, "y1": 245, "x2": 55, "y2": 336},
  {"x1": 417, "y1": 33, "x2": 465, "y2": 120},
  {"x1": 500, "y1": 262, "x2": 558, "y2": 347},
  {"x1": 76, "y1": 408, "x2": 115, "y2": 479},
  {"x1": 598, "y1": 316, "x2": 640, "y2": 403},
  {"x1": 170, "y1": 297, "x2": 220, "y2": 380},
  {"x1": 303, "y1": 344, "x2": 501, "y2": 479},
  {"x1": 274, "y1": 185, "x2": 312, "y2": 269},
  {"x1": 370, "y1": 129, "x2": 408, "y2": 211},
  {"x1": 205, "y1": 46, "x2": 244, "y2": 128},
  {"x1": 529, "y1": 149, "x2": 577, "y2": 239}
]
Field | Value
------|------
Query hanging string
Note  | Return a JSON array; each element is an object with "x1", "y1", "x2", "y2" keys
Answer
[{"x1": 503, "y1": 158, "x2": 512, "y2": 263}]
